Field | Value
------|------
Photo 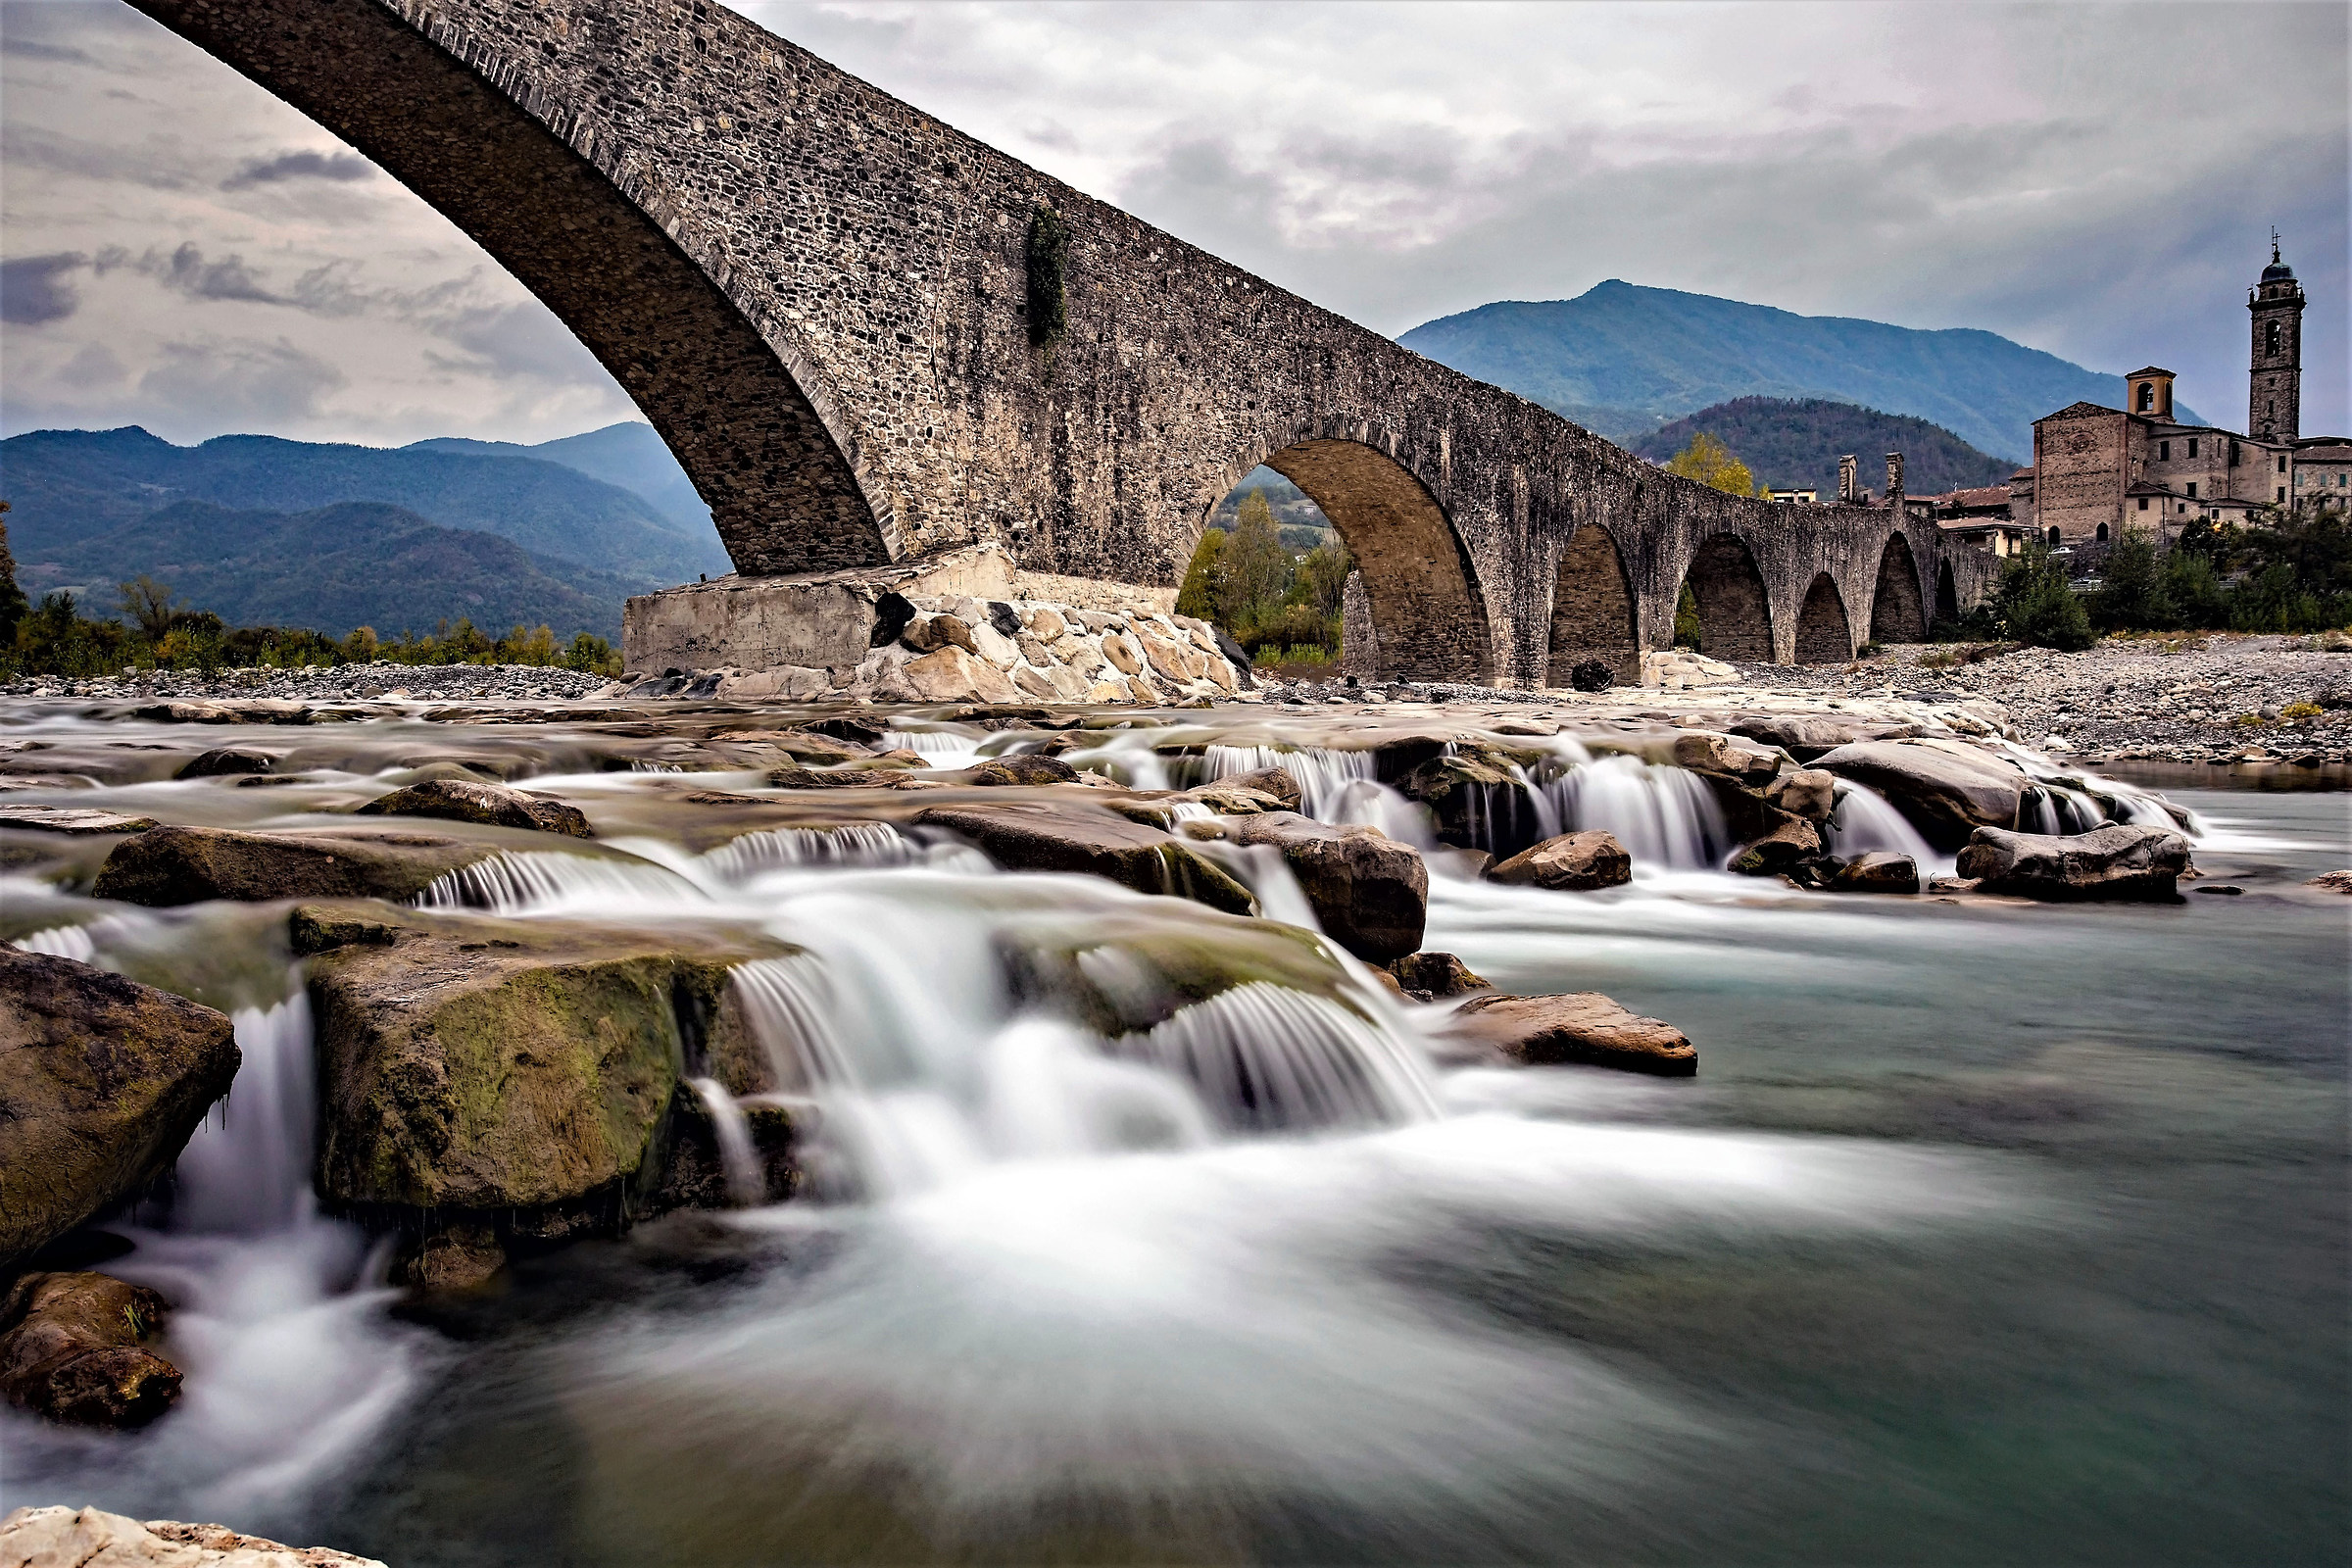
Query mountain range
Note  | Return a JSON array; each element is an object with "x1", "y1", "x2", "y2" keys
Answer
[
  {"x1": 1630, "y1": 398, "x2": 2018, "y2": 498},
  {"x1": 1398, "y1": 280, "x2": 2200, "y2": 463}
]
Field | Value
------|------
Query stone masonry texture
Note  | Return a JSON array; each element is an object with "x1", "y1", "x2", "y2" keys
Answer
[{"x1": 133, "y1": 0, "x2": 1964, "y2": 684}]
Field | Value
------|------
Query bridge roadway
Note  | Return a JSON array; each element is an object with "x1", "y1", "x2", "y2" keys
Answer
[{"x1": 132, "y1": 0, "x2": 1972, "y2": 683}]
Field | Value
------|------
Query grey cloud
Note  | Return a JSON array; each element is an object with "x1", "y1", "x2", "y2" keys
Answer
[
  {"x1": 220, "y1": 148, "x2": 376, "y2": 190},
  {"x1": 1, "y1": 252, "x2": 89, "y2": 324},
  {"x1": 418, "y1": 299, "x2": 607, "y2": 383},
  {"x1": 137, "y1": 338, "x2": 347, "y2": 424},
  {"x1": 91, "y1": 242, "x2": 287, "y2": 306}
]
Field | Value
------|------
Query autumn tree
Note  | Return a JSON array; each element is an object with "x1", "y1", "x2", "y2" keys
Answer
[
  {"x1": 1665, "y1": 432, "x2": 1768, "y2": 498},
  {"x1": 1216, "y1": 489, "x2": 1292, "y2": 633}
]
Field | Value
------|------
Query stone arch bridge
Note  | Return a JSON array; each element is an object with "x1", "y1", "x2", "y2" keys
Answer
[{"x1": 132, "y1": 0, "x2": 1959, "y2": 685}]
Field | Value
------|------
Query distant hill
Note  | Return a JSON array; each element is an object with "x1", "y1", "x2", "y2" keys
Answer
[
  {"x1": 0, "y1": 425, "x2": 728, "y2": 588},
  {"x1": 20, "y1": 498, "x2": 636, "y2": 640},
  {"x1": 408, "y1": 421, "x2": 715, "y2": 535},
  {"x1": 1397, "y1": 280, "x2": 2202, "y2": 464},
  {"x1": 1631, "y1": 398, "x2": 2017, "y2": 498}
]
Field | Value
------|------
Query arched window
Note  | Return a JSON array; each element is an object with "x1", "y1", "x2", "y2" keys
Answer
[
  {"x1": 2047, "y1": 526, "x2": 2062, "y2": 545},
  {"x1": 2267, "y1": 320, "x2": 2282, "y2": 356},
  {"x1": 2136, "y1": 382, "x2": 2154, "y2": 412},
  {"x1": 2095, "y1": 522, "x2": 2108, "y2": 542}
]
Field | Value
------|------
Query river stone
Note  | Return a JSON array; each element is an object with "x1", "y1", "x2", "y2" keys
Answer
[
  {"x1": 1954, "y1": 823, "x2": 2193, "y2": 901},
  {"x1": 92, "y1": 825, "x2": 500, "y2": 906},
  {"x1": 966, "y1": 754, "x2": 1082, "y2": 786},
  {"x1": 0, "y1": 805, "x2": 158, "y2": 835},
  {"x1": 1446, "y1": 991, "x2": 1697, "y2": 1076},
  {"x1": 1670, "y1": 731, "x2": 1782, "y2": 786},
  {"x1": 1809, "y1": 738, "x2": 2028, "y2": 848},
  {"x1": 357, "y1": 778, "x2": 592, "y2": 838},
  {"x1": 1729, "y1": 815, "x2": 1822, "y2": 875},
  {"x1": 766, "y1": 764, "x2": 930, "y2": 791},
  {"x1": 2306, "y1": 869, "x2": 2352, "y2": 894},
  {"x1": 1730, "y1": 715, "x2": 1917, "y2": 760},
  {"x1": 1488, "y1": 830, "x2": 1633, "y2": 891},
  {"x1": 302, "y1": 907, "x2": 785, "y2": 1278},
  {"x1": 0, "y1": 950, "x2": 240, "y2": 1274},
  {"x1": 0, "y1": 1505, "x2": 386, "y2": 1567},
  {"x1": 903, "y1": 645, "x2": 1019, "y2": 704},
  {"x1": 914, "y1": 802, "x2": 1256, "y2": 915},
  {"x1": 1217, "y1": 765, "x2": 1302, "y2": 810},
  {"x1": 1830, "y1": 852, "x2": 1921, "y2": 894},
  {"x1": 173, "y1": 747, "x2": 275, "y2": 779},
  {"x1": 1200, "y1": 811, "x2": 1428, "y2": 962},
  {"x1": 1387, "y1": 951, "x2": 1492, "y2": 1001},
  {"x1": 1764, "y1": 768, "x2": 1837, "y2": 821},
  {"x1": 0, "y1": 1271, "x2": 179, "y2": 1427}
]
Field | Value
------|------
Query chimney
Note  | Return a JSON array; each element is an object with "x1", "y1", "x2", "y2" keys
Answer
[
  {"x1": 1838, "y1": 455, "x2": 1858, "y2": 504},
  {"x1": 1886, "y1": 451, "x2": 1905, "y2": 507}
]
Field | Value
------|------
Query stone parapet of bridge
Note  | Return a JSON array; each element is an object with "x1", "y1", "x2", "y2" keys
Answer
[{"x1": 134, "y1": 0, "x2": 1956, "y2": 683}]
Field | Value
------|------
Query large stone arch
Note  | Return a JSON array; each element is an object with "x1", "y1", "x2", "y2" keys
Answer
[
  {"x1": 1682, "y1": 534, "x2": 1774, "y2": 662},
  {"x1": 131, "y1": 0, "x2": 885, "y2": 575},
  {"x1": 1870, "y1": 534, "x2": 1930, "y2": 644},
  {"x1": 1793, "y1": 572, "x2": 1854, "y2": 663},
  {"x1": 1547, "y1": 522, "x2": 1639, "y2": 686},
  {"x1": 1936, "y1": 559, "x2": 1962, "y2": 625},
  {"x1": 1237, "y1": 436, "x2": 1494, "y2": 684}
]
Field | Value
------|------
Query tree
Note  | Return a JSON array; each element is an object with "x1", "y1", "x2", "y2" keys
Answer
[
  {"x1": 1216, "y1": 489, "x2": 1291, "y2": 633},
  {"x1": 1290, "y1": 533, "x2": 1352, "y2": 620},
  {"x1": 1665, "y1": 432, "x2": 1762, "y2": 498},
  {"x1": 1176, "y1": 526, "x2": 1227, "y2": 621},
  {"x1": 2161, "y1": 551, "x2": 2229, "y2": 629},
  {"x1": 2091, "y1": 527, "x2": 2174, "y2": 631},
  {"x1": 118, "y1": 575, "x2": 184, "y2": 643},
  {"x1": 0, "y1": 502, "x2": 27, "y2": 651},
  {"x1": 1995, "y1": 538, "x2": 2093, "y2": 651}
]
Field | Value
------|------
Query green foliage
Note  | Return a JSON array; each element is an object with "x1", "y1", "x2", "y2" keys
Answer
[
  {"x1": 1631, "y1": 397, "x2": 2015, "y2": 498},
  {"x1": 1171, "y1": 489, "x2": 1350, "y2": 661},
  {"x1": 1673, "y1": 584, "x2": 1702, "y2": 649},
  {"x1": 2155, "y1": 501, "x2": 2351, "y2": 632},
  {"x1": 0, "y1": 504, "x2": 28, "y2": 651},
  {"x1": 2160, "y1": 551, "x2": 2229, "y2": 631},
  {"x1": 1994, "y1": 539, "x2": 2093, "y2": 651},
  {"x1": 2091, "y1": 527, "x2": 2175, "y2": 631},
  {"x1": 1663, "y1": 432, "x2": 1766, "y2": 497},
  {"x1": 1025, "y1": 207, "x2": 1070, "y2": 348}
]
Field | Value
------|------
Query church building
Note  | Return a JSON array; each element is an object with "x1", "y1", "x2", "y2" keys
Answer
[{"x1": 2018, "y1": 239, "x2": 2338, "y2": 548}]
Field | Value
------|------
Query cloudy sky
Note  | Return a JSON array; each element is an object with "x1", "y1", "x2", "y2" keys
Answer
[{"x1": 2, "y1": 0, "x2": 2344, "y2": 450}]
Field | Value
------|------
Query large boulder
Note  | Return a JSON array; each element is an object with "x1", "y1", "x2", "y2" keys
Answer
[
  {"x1": 1730, "y1": 716, "x2": 1918, "y2": 761},
  {"x1": 0, "y1": 1271, "x2": 179, "y2": 1427},
  {"x1": 173, "y1": 747, "x2": 274, "y2": 780},
  {"x1": 1386, "y1": 952, "x2": 1491, "y2": 1001},
  {"x1": 1217, "y1": 765, "x2": 1303, "y2": 810},
  {"x1": 1446, "y1": 992, "x2": 1697, "y2": 1076},
  {"x1": 1196, "y1": 811, "x2": 1427, "y2": 962},
  {"x1": 91, "y1": 825, "x2": 500, "y2": 906},
  {"x1": 0, "y1": 951, "x2": 239, "y2": 1273},
  {"x1": 1671, "y1": 731, "x2": 1782, "y2": 786},
  {"x1": 1954, "y1": 824, "x2": 2193, "y2": 901},
  {"x1": 299, "y1": 906, "x2": 785, "y2": 1284},
  {"x1": 357, "y1": 777, "x2": 592, "y2": 838},
  {"x1": 965, "y1": 754, "x2": 1082, "y2": 787},
  {"x1": 0, "y1": 1506, "x2": 385, "y2": 1567},
  {"x1": 1809, "y1": 738, "x2": 2029, "y2": 848},
  {"x1": 913, "y1": 802, "x2": 1256, "y2": 915},
  {"x1": 1729, "y1": 815, "x2": 1822, "y2": 875},
  {"x1": 1488, "y1": 830, "x2": 1632, "y2": 891},
  {"x1": 1764, "y1": 768, "x2": 1837, "y2": 821}
]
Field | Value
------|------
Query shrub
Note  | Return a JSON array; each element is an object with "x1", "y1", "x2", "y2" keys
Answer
[
  {"x1": 1568, "y1": 659, "x2": 1612, "y2": 692},
  {"x1": 2092, "y1": 527, "x2": 2175, "y2": 631},
  {"x1": 1994, "y1": 540, "x2": 2093, "y2": 651},
  {"x1": 1025, "y1": 206, "x2": 1070, "y2": 348}
]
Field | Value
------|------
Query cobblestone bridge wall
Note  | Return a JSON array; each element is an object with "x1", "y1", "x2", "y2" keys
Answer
[{"x1": 134, "y1": 0, "x2": 1951, "y2": 683}]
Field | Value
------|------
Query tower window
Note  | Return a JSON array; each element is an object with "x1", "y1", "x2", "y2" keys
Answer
[
  {"x1": 2267, "y1": 320, "x2": 2282, "y2": 356},
  {"x1": 2136, "y1": 382, "x2": 2154, "y2": 412},
  {"x1": 2187, "y1": 438, "x2": 2198, "y2": 459}
]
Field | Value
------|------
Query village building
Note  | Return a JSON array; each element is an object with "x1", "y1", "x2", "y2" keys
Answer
[{"x1": 2011, "y1": 240, "x2": 2339, "y2": 548}]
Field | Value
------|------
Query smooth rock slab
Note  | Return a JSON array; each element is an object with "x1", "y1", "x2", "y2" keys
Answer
[
  {"x1": 1810, "y1": 738, "x2": 2028, "y2": 849},
  {"x1": 1447, "y1": 991, "x2": 1697, "y2": 1075},
  {"x1": 0, "y1": 951, "x2": 240, "y2": 1273},
  {"x1": 357, "y1": 777, "x2": 592, "y2": 838},
  {"x1": 1954, "y1": 824, "x2": 2192, "y2": 901},
  {"x1": 92, "y1": 825, "x2": 501, "y2": 906},
  {"x1": 0, "y1": 805, "x2": 158, "y2": 835},
  {"x1": 0, "y1": 1504, "x2": 384, "y2": 1567},
  {"x1": 914, "y1": 802, "x2": 1255, "y2": 915},
  {"x1": 1197, "y1": 811, "x2": 1428, "y2": 962}
]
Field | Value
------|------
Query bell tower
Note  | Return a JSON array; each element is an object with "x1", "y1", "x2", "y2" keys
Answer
[{"x1": 2248, "y1": 229, "x2": 2304, "y2": 441}]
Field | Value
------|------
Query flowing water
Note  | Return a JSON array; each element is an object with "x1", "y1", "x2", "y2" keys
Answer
[{"x1": 0, "y1": 703, "x2": 2343, "y2": 1565}]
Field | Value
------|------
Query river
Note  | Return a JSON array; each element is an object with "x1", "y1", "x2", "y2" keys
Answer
[{"x1": 2, "y1": 705, "x2": 2343, "y2": 1565}]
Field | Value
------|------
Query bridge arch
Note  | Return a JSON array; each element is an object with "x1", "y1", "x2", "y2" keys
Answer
[
  {"x1": 130, "y1": 0, "x2": 886, "y2": 575},
  {"x1": 1219, "y1": 432, "x2": 1493, "y2": 684},
  {"x1": 1547, "y1": 522, "x2": 1639, "y2": 686},
  {"x1": 1870, "y1": 534, "x2": 1930, "y2": 644},
  {"x1": 1681, "y1": 534, "x2": 1774, "y2": 662},
  {"x1": 1793, "y1": 573, "x2": 1854, "y2": 663},
  {"x1": 1936, "y1": 559, "x2": 1962, "y2": 625}
]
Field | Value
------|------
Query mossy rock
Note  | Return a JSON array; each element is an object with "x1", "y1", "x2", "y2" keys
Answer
[{"x1": 1012, "y1": 908, "x2": 1360, "y2": 1035}]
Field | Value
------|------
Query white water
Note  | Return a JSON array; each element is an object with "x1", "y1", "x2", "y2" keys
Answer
[
  {"x1": 1540, "y1": 754, "x2": 1731, "y2": 870},
  {"x1": 687, "y1": 1077, "x2": 765, "y2": 1206},
  {"x1": 9, "y1": 993, "x2": 420, "y2": 1531},
  {"x1": 1821, "y1": 782, "x2": 1948, "y2": 872}
]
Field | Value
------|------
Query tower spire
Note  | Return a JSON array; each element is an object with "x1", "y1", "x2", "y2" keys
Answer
[{"x1": 2272, "y1": 225, "x2": 2281, "y2": 266}]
